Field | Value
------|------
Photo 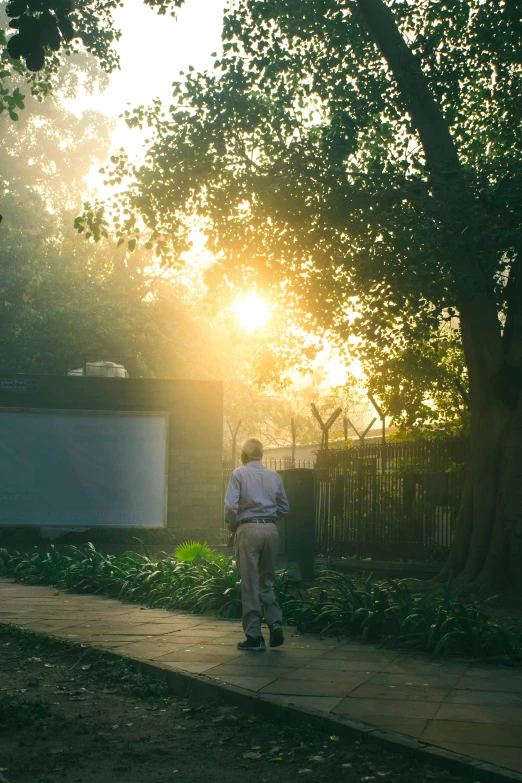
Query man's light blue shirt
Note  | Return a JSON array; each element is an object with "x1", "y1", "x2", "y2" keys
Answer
[{"x1": 224, "y1": 460, "x2": 290, "y2": 529}]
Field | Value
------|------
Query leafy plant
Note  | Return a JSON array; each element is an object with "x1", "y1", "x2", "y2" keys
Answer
[
  {"x1": 173, "y1": 540, "x2": 214, "y2": 563},
  {"x1": 2, "y1": 545, "x2": 521, "y2": 663}
]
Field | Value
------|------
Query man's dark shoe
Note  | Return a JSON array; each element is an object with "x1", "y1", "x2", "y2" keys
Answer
[
  {"x1": 237, "y1": 636, "x2": 266, "y2": 652},
  {"x1": 269, "y1": 622, "x2": 284, "y2": 648}
]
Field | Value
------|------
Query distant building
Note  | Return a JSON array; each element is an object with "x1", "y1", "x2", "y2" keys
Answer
[{"x1": 263, "y1": 424, "x2": 397, "y2": 467}]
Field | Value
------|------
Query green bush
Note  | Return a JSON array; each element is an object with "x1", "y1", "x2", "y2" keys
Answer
[
  {"x1": 282, "y1": 570, "x2": 522, "y2": 662},
  {"x1": 1, "y1": 545, "x2": 520, "y2": 663},
  {"x1": 0, "y1": 543, "x2": 242, "y2": 619}
]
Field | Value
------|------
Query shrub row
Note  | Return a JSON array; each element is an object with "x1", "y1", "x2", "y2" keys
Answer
[{"x1": 1, "y1": 543, "x2": 520, "y2": 664}]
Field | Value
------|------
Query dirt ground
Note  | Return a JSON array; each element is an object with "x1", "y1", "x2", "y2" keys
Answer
[{"x1": 0, "y1": 624, "x2": 469, "y2": 783}]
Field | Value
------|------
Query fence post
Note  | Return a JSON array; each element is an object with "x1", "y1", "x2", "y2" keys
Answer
[
  {"x1": 227, "y1": 418, "x2": 242, "y2": 467},
  {"x1": 279, "y1": 468, "x2": 315, "y2": 579},
  {"x1": 345, "y1": 415, "x2": 377, "y2": 443},
  {"x1": 311, "y1": 404, "x2": 342, "y2": 450},
  {"x1": 368, "y1": 394, "x2": 388, "y2": 472}
]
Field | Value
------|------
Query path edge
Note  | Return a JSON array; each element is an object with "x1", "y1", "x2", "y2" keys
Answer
[
  {"x1": 126, "y1": 647, "x2": 522, "y2": 783},
  {"x1": 2, "y1": 620, "x2": 522, "y2": 783}
]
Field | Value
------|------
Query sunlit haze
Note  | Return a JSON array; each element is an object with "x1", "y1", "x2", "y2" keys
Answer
[
  {"x1": 63, "y1": 0, "x2": 360, "y2": 425},
  {"x1": 71, "y1": 0, "x2": 226, "y2": 178},
  {"x1": 232, "y1": 292, "x2": 271, "y2": 332}
]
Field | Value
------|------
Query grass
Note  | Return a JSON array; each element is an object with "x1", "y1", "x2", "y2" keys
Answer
[{"x1": 1, "y1": 543, "x2": 521, "y2": 663}]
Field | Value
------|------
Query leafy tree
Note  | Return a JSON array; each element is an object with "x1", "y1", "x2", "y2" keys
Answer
[
  {"x1": 0, "y1": 58, "x2": 111, "y2": 213},
  {"x1": 0, "y1": 0, "x2": 121, "y2": 119},
  {"x1": 80, "y1": 0, "x2": 522, "y2": 590},
  {"x1": 362, "y1": 320, "x2": 470, "y2": 432},
  {"x1": 0, "y1": 46, "x2": 220, "y2": 379},
  {"x1": 222, "y1": 376, "x2": 347, "y2": 459}
]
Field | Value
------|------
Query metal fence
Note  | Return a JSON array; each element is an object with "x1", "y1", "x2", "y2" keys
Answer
[
  {"x1": 221, "y1": 439, "x2": 469, "y2": 560},
  {"x1": 315, "y1": 438, "x2": 469, "y2": 560}
]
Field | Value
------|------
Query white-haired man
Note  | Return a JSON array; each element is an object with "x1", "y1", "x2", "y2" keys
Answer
[{"x1": 225, "y1": 438, "x2": 289, "y2": 651}]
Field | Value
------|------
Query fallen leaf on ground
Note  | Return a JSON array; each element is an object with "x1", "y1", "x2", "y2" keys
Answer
[
  {"x1": 44, "y1": 664, "x2": 55, "y2": 668},
  {"x1": 309, "y1": 756, "x2": 324, "y2": 762},
  {"x1": 298, "y1": 769, "x2": 313, "y2": 775},
  {"x1": 330, "y1": 735, "x2": 340, "y2": 741},
  {"x1": 242, "y1": 752, "x2": 262, "y2": 760},
  {"x1": 269, "y1": 747, "x2": 281, "y2": 754},
  {"x1": 81, "y1": 665, "x2": 91, "y2": 671}
]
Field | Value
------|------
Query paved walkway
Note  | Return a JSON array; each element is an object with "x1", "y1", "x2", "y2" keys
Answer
[{"x1": 2, "y1": 578, "x2": 522, "y2": 778}]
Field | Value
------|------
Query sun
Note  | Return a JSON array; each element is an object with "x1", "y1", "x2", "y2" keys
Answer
[{"x1": 232, "y1": 292, "x2": 270, "y2": 332}]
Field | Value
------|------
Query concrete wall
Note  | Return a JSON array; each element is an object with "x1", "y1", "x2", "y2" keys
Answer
[{"x1": 0, "y1": 375, "x2": 223, "y2": 544}]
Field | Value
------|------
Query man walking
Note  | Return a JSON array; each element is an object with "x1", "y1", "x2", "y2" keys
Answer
[{"x1": 225, "y1": 438, "x2": 289, "y2": 651}]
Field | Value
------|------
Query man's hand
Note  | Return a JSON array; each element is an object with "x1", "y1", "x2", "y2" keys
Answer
[
  {"x1": 226, "y1": 523, "x2": 237, "y2": 548},
  {"x1": 226, "y1": 531, "x2": 235, "y2": 548}
]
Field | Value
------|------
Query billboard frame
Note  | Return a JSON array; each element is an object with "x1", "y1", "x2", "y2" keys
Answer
[{"x1": 0, "y1": 406, "x2": 170, "y2": 528}]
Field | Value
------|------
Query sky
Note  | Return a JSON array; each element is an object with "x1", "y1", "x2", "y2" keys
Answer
[{"x1": 72, "y1": 0, "x2": 226, "y2": 163}]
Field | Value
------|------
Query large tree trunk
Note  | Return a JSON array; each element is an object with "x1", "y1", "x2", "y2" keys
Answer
[
  {"x1": 436, "y1": 401, "x2": 515, "y2": 589},
  {"x1": 355, "y1": 0, "x2": 522, "y2": 589}
]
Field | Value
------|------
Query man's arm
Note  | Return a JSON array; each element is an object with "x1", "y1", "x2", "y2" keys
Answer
[
  {"x1": 275, "y1": 476, "x2": 290, "y2": 518},
  {"x1": 224, "y1": 471, "x2": 241, "y2": 530}
]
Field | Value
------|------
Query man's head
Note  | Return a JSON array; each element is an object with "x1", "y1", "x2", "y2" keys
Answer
[{"x1": 241, "y1": 437, "x2": 264, "y2": 464}]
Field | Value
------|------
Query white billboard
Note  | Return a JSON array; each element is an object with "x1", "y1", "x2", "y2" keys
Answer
[{"x1": 0, "y1": 409, "x2": 168, "y2": 527}]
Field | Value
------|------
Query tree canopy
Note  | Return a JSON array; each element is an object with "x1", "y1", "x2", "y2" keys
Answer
[
  {"x1": 74, "y1": 0, "x2": 522, "y2": 587},
  {"x1": 0, "y1": 45, "x2": 349, "y2": 449},
  {"x1": 0, "y1": 47, "x2": 220, "y2": 380},
  {"x1": 78, "y1": 0, "x2": 520, "y2": 430}
]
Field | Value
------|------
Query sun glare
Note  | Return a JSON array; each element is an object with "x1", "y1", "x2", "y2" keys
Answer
[{"x1": 232, "y1": 292, "x2": 270, "y2": 332}]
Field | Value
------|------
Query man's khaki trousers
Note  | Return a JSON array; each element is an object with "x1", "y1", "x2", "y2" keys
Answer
[{"x1": 234, "y1": 522, "x2": 283, "y2": 638}]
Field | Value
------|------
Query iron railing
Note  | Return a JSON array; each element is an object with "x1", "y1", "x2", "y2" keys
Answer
[
  {"x1": 315, "y1": 438, "x2": 469, "y2": 560},
  {"x1": 221, "y1": 439, "x2": 469, "y2": 561}
]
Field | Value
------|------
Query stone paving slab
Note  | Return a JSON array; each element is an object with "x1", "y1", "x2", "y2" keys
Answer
[{"x1": 1, "y1": 579, "x2": 522, "y2": 781}]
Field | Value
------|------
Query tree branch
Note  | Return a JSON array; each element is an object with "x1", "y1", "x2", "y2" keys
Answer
[
  {"x1": 355, "y1": 0, "x2": 461, "y2": 176},
  {"x1": 454, "y1": 378, "x2": 470, "y2": 410}
]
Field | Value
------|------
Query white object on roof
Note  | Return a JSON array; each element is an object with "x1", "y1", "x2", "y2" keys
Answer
[{"x1": 67, "y1": 361, "x2": 128, "y2": 378}]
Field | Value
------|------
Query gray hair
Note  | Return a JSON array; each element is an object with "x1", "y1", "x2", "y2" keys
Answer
[{"x1": 242, "y1": 437, "x2": 264, "y2": 460}]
